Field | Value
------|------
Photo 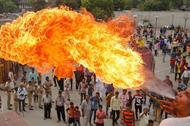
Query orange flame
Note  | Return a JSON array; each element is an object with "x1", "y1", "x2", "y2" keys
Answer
[{"x1": 0, "y1": 7, "x2": 144, "y2": 88}]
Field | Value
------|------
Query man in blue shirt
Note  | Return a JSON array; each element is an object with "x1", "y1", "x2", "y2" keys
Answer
[
  {"x1": 28, "y1": 68, "x2": 38, "y2": 82},
  {"x1": 90, "y1": 92, "x2": 102, "y2": 124}
]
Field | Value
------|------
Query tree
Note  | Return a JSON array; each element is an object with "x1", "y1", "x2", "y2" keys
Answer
[
  {"x1": 113, "y1": 0, "x2": 127, "y2": 10},
  {"x1": 56, "y1": 0, "x2": 80, "y2": 9},
  {"x1": 138, "y1": 0, "x2": 170, "y2": 11},
  {"x1": 29, "y1": 0, "x2": 47, "y2": 11},
  {"x1": 81, "y1": 0, "x2": 114, "y2": 20},
  {"x1": 0, "y1": 0, "x2": 17, "y2": 13},
  {"x1": 169, "y1": 0, "x2": 184, "y2": 9}
]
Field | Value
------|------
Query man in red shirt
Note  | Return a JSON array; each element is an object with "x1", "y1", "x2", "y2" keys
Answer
[
  {"x1": 163, "y1": 75, "x2": 173, "y2": 88},
  {"x1": 170, "y1": 57, "x2": 175, "y2": 73}
]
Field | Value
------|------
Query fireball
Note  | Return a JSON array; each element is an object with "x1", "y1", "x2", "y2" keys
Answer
[{"x1": 0, "y1": 7, "x2": 144, "y2": 88}]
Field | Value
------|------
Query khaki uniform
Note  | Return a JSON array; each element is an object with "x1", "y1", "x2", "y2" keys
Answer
[
  {"x1": 38, "y1": 87, "x2": 44, "y2": 108},
  {"x1": 27, "y1": 85, "x2": 34, "y2": 108},
  {"x1": 5, "y1": 82, "x2": 12, "y2": 109},
  {"x1": 33, "y1": 86, "x2": 38, "y2": 103},
  {"x1": 0, "y1": 96, "x2": 2, "y2": 111},
  {"x1": 43, "y1": 81, "x2": 53, "y2": 96}
]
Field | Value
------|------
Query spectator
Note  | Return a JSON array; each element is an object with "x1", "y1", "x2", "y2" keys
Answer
[
  {"x1": 64, "y1": 78, "x2": 71, "y2": 101},
  {"x1": 42, "y1": 91, "x2": 52, "y2": 119},
  {"x1": 75, "y1": 106, "x2": 81, "y2": 126},
  {"x1": 121, "y1": 104, "x2": 135, "y2": 126},
  {"x1": 105, "y1": 84, "x2": 114, "y2": 96},
  {"x1": 90, "y1": 92, "x2": 102, "y2": 124},
  {"x1": 110, "y1": 91, "x2": 120, "y2": 126},
  {"x1": 181, "y1": 67, "x2": 190, "y2": 85},
  {"x1": 55, "y1": 90, "x2": 66, "y2": 123},
  {"x1": 105, "y1": 91, "x2": 114, "y2": 116},
  {"x1": 175, "y1": 61, "x2": 181, "y2": 81},
  {"x1": 163, "y1": 75, "x2": 173, "y2": 88},
  {"x1": 119, "y1": 89, "x2": 128, "y2": 110},
  {"x1": 127, "y1": 91, "x2": 133, "y2": 109},
  {"x1": 79, "y1": 78, "x2": 87, "y2": 104},
  {"x1": 170, "y1": 57, "x2": 175, "y2": 73},
  {"x1": 139, "y1": 108, "x2": 150, "y2": 126},
  {"x1": 88, "y1": 82, "x2": 94, "y2": 97},
  {"x1": 95, "y1": 105, "x2": 106, "y2": 126},
  {"x1": 28, "y1": 68, "x2": 38, "y2": 82},
  {"x1": 67, "y1": 102, "x2": 76, "y2": 126},
  {"x1": 17, "y1": 83, "x2": 27, "y2": 112},
  {"x1": 133, "y1": 90, "x2": 144, "y2": 120},
  {"x1": 81, "y1": 95, "x2": 91, "y2": 126}
]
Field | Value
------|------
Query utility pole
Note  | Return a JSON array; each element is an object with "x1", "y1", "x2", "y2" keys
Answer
[{"x1": 155, "y1": 16, "x2": 158, "y2": 37}]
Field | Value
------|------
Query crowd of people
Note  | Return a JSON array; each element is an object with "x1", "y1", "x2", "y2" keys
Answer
[{"x1": 0, "y1": 24, "x2": 190, "y2": 126}]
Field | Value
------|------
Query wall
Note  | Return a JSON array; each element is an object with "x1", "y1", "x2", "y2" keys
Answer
[{"x1": 115, "y1": 11, "x2": 190, "y2": 29}]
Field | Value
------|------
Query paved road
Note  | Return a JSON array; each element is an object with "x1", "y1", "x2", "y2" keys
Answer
[{"x1": 0, "y1": 50, "x2": 178, "y2": 126}]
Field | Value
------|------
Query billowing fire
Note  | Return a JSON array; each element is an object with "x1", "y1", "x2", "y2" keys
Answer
[{"x1": 0, "y1": 7, "x2": 144, "y2": 88}]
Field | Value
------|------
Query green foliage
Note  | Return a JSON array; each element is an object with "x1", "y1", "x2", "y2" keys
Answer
[
  {"x1": 169, "y1": 0, "x2": 183, "y2": 9},
  {"x1": 29, "y1": 0, "x2": 47, "y2": 11},
  {"x1": 56, "y1": 0, "x2": 80, "y2": 9},
  {"x1": 138, "y1": 0, "x2": 170, "y2": 11},
  {"x1": 125, "y1": 0, "x2": 133, "y2": 9},
  {"x1": 113, "y1": 0, "x2": 127, "y2": 10},
  {"x1": 81, "y1": 0, "x2": 114, "y2": 20},
  {"x1": 0, "y1": 0, "x2": 17, "y2": 13}
]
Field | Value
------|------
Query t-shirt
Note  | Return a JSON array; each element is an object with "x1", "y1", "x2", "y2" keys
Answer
[
  {"x1": 159, "y1": 116, "x2": 190, "y2": 126},
  {"x1": 67, "y1": 107, "x2": 76, "y2": 118},
  {"x1": 17, "y1": 87, "x2": 27, "y2": 100},
  {"x1": 28, "y1": 72, "x2": 38, "y2": 82},
  {"x1": 81, "y1": 100, "x2": 91, "y2": 116},
  {"x1": 119, "y1": 93, "x2": 129, "y2": 108},
  {"x1": 122, "y1": 110, "x2": 135, "y2": 126},
  {"x1": 95, "y1": 110, "x2": 106, "y2": 124},
  {"x1": 133, "y1": 94, "x2": 143, "y2": 106}
]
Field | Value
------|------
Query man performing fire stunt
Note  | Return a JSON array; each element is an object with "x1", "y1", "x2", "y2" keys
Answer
[{"x1": 160, "y1": 87, "x2": 190, "y2": 126}]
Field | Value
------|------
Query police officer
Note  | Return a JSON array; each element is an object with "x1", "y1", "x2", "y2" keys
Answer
[
  {"x1": 5, "y1": 78, "x2": 14, "y2": 110},
  {"x1": 27, "y1": 81, "x2": 34, "y2": 110}
]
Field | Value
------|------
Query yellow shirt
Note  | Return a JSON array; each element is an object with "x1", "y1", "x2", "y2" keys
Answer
[{"x1": 138, "y1": 40, "x2": 145, "y2": 47}]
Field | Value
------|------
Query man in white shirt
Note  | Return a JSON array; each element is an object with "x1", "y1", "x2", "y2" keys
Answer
[
  {"x1": 181, "y1": 67, "x2": 190, "y2": 85},
  {"x1": 17, "y1": 83, "x2": 27, "y2": 112},
  {"x1": 160, "y1": 87, "x2": 190, "y2": 126},
  {"x1": 110, "y1": 91, "x2": 120, "y2": 126},
  {"x1": 43, "y1": 91, "x2": 52, "y2": 119},
  {"x1": 81, "y1": 95, "x2": 91, "y2": 126}
]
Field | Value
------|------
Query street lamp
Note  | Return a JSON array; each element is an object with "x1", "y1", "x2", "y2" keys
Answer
[
  {"x1": 133, "y1": 14, "x2": 138, "y2": 28},
  {"x1": 171, "y1": 14, "x2": 174, "y2": 26},
  {"x1": 154, "y1": 16, "x2": 158, "y2": 36},
  {"x1": 184, "y1": 13, "x2": 189, "y2": 30}
]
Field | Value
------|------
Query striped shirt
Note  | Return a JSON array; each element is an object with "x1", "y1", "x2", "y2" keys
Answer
[{"x1": 122, "y1": 110, "x2": 135, "y2": 126}]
